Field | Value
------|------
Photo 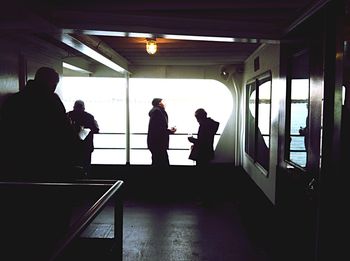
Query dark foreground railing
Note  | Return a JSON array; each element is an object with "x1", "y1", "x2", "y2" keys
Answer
[{"x1": 0, "y1": 179, "x2": 124, "y2": 261}]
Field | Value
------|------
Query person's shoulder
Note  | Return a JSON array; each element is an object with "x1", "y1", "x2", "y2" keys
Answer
[
  {"x1": 67, "y1": 110, "x2": 75, "y2": 118},
  {"x1": 50, "y1": 93, "x2": 66, "y2": 107},
  {"x1": 0, "y1": 92, "x2": 24, "y2": 121},
  {"x1": 81, "y1": 111, "x2": 96, "y2": 123},
  {"x1": 1, "y1": 92, "x2": 21, "y2": 107},
  {"x1": 84, "y1": 111, "x2": 95, "y2": 118},
  {"x1": 3, "y1": 91, "x2": 19, "y2": 101},
  {"x1": 49, "y1": 92, "x2": 62, "y2": 102},
  {"x1": 26, "y1": 79, "x2": 35, "y2": 86},
  {"x1": 208, "y1": 117, "x2": 219, "y2": 129},
  {"x1": 208, "y1": 117, "x2": 219, "y2": 124},
  {"x1": 149, "y1": 106, "x2": 161, "y2": 116}
]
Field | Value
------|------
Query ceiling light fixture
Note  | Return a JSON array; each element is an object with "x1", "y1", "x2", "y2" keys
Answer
[
  {"x1": 146, "y1": 38, "x2": 157, "y2": 55},
  {"x1": 64, "y1": 29, "x2": 279, "y2": 44},
  {"x1": 60, "y1": 34, "x2": 128, "y2": 73},
  {"x1": 63, "y1": 62, "x2": 92, "y2": 74}
]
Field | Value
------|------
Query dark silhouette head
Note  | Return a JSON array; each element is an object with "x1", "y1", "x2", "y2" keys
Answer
[
  {"x1": 73, "y1": 100, "x2": 85, "y2": 112},
  {"x1": 152, "y1": 98, "x2": 163, "y2": 107},
  {"x1": 34, "y1": 67, "x2": 59, "y2": 93},
  {"x1": 195, "y1": 108, "x2": 207, "y2": 123}
]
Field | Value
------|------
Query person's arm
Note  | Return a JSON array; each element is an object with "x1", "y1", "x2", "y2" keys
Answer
[
  {"x1": 85, "y1": 113, "x2": 99, "y2": 133},
  {"x1": 94, "y1": 119, "x2": 99, "y2": 132},
  {"x1": 167, "y1": 126, "x2": 177, "y2": 134},
  {"x1": 188, "y1": 136, "x2": 197, "y2": 144},
  {"x1": 91, "y1": 118, "x2": 99, "y2": 133}
]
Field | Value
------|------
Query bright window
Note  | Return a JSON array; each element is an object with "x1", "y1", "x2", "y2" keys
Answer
[
  {"x1": 57, "y1": 77, "x2": 232, "y2": 165},
  {"x1": 56, "y1": 77, "x2": 127, "y2": 164}
]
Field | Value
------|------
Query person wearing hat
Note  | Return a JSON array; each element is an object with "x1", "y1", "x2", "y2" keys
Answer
[{"x1": 147, "y1": 98, "x2": 176, "y2": 166}]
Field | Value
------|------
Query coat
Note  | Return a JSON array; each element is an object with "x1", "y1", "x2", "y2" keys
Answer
[
  {"x1": 0, "y1": 80, "x2": 79, "y2": 179},
  {"x1": 147, "y1": 106, "x2": 171, "y2": 152},
  {"x1": 67, "y1": 110, "x2": 99, "y2": 153},
  {"x1": 191, "y1": 117, "x2": 219, "y2": 163}
]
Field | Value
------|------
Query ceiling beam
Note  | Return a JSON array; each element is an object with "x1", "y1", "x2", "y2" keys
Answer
[{"x1": 57, "y1": 33, "x2": 129, "y2": 74}]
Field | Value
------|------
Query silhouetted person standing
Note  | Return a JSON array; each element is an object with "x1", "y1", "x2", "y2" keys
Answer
[
  {"x1": 0, "y1": 66, "x2": 79, "y2": 260},
  {"x1": 68, "y1": 99, "x2": 99, "y2": 175},
  {"x1": 147, "y1": 98, "x2": 176, "y2": 166},
  {"x1": 188, "y1": 108, "x2": 219, "y2": 166},
  {"x1": 0, "y1": 66, "x2": 79, "y2": 179}
]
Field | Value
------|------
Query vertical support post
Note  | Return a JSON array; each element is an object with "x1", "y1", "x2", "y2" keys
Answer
[
  {"x1": 114, "y1": 193, "x2": 123, "y2": 260},
  {"x1": 125, "y1": 73, "x2": 130, "y2": 165}
]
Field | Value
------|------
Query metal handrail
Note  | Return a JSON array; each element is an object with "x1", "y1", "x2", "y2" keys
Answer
[
  {"x1": 93, "y1": 132, "x2": 221, "y2": 151},
  {"x1": 0, "y1": 180, "x2": 118, "y2": 187},
  {"x1": 49, "y1": 179, "x2": 124, "y2": 260}
]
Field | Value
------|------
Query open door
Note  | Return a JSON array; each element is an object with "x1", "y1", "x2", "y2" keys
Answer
[
  {"x1": 276, "y1": 2, "x2": 344, "y2": 260},
  {"x1": 277, "y1": 40, "x2": 322, "y2": 261}
]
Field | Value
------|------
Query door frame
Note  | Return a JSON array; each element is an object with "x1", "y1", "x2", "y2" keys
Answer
[{"x1": 276, "y1": 1, "x2": 344, "y2": 260}]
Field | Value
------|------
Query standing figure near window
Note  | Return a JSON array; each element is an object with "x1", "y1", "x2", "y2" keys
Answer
[
  {"x1": 68, "y1": 100, "x2": 99, "y2": 175},
  {"x1": 147, "y1": 98, "x2": 176, "y2": 167},
  {"x1": 0, "y1": 67, "x2": 80, "y2": 260},
  {"x1": 299, "y1": 104, "x2": 309, "y2": 152},
  {"x1": 188, "y1": 108, "x2": 219, "y2": 166},
  {"x1": 0, "y1": 66, "x2": 79, "y2": 179}
]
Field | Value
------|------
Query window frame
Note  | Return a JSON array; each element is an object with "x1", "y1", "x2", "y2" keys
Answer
[
  {"x1": 285, "y1": 49, "x2": 310, "y2": 170},
  {"x1": 245, "y1": 70, "x2": 272, "y2": 174}
]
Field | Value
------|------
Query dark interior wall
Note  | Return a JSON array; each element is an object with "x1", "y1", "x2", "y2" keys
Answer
[
  {"x1": 0, "y1": 35, "x2": 64, "y2": 108},
  {"x1": 89, "y1": 164, "x2": 242, "y2": 201},
  {"x1": 0, "y1": 38, "x2": 20, "y2": 106}
]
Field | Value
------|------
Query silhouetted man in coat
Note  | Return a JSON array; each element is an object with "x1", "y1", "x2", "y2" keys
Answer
[
  {"x1": 0, "y1": 66, "x2": 79, "y2": 179},
  {"x1": 188, "y1": 108, "x2": 219, "y2": 166},
  {"x1": 147, "y1": 98, "x2": 176, "y2": 166},
  {"x1": 0, "y1": 66, "x2": 79, "y2": 260},
  {"x1": 68, "y1": 99, "x2": 99, "y2": 175}
]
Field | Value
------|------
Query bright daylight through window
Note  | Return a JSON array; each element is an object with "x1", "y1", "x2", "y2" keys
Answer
[{"x1": 57, "y1": 77, "x2": 232, "y2": 166}]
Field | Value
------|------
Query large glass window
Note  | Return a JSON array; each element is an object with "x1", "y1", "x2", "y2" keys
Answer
[
  {"x1": 245, "y1": 71, "x2": 272, "y2": 172},
  {"x1": 57, "y1": 77, "x2": 232, "y2": 165},
  {"x1": 56, "y1": 77, "x2": 127, "y2": 164},
  {"x1": 129, "y1": 78, "x2": 232, "y2": 165}
]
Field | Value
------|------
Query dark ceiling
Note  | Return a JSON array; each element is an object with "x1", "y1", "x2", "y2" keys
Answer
[
  {"x1": 8, "y1": 0, "x2": 327, "y2": 68},
  {"x1": 96, "y1": 36, "x2": 260, "y2": 66}
]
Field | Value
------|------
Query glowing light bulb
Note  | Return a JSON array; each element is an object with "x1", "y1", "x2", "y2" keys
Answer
[{"x1": 146, "y1": 39, "x2": 157, "y2": 55}]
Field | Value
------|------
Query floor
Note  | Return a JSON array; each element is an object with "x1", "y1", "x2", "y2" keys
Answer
[{"x1": 81, "y1": 199, "x2": 272, "y2": 261}]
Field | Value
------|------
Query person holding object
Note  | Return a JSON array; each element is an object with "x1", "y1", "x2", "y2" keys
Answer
[
  {"x1": 147, "y1": 98, "x2": 176, "y2": 166},
  {"x1": 188, "y1": 108, "x2": 219, "y2": 166},
  {"x1": 68, "y1": 99, "x2": 99, "y2": 175}
]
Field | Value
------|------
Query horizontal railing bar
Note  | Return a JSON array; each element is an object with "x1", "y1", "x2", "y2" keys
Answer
[
  {"x1": 0, "y1": 180, "x2": 116, "y2": 187},
  {"x1": 49, "y1": 179, "x2": 124, "y2": 260}
]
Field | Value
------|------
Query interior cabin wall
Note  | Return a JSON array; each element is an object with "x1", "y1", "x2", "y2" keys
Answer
[
  {"x1": 0, "y1": 35, "x2": 65, "y2": 175},
  {"x1": 0, "y1": 35, "x2": 64, "y2": 108},
  {"x1": 129, "y1": 64, "x2": 242, "y2": 165},
  {"x1": 0, "y1": 39, "x2": 19, "y2": 105},
  {"x1": 214, "y1": 65, "x2": 244, "y2": 165},
  {"x1": 242, "y1": 43, "x2": 281, "y2": 204}
]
